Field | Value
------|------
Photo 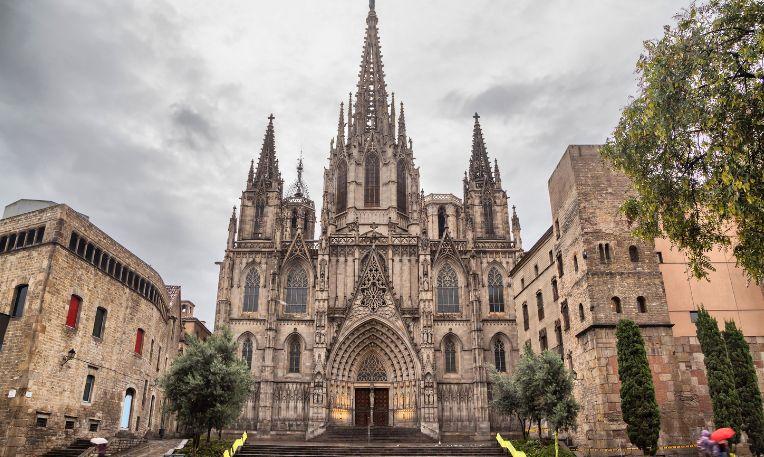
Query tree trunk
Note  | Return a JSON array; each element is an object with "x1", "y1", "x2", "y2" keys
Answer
[
  {"x1": 537, "y1": 419, "x2": 542, "y2": 440},
  {"x1": 218, "y1": 428, "x2": 222, "y2": 440},
  {"x1": 207, "y1": 426, "x2": 212, "y2": 442}
]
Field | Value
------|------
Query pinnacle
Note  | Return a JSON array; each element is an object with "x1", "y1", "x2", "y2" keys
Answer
[
  {"x1": 468, "y1": 112, "x2": 493, "y2": 186},
  {"x1": 253, "y1": 114, "x2": 281, "y2": 190}
]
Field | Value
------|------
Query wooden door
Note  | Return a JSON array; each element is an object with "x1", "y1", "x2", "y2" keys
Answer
[
  {"x1": 372, "y1": 388, "x2": 388, "y2": 426},
  {"x1": 355, "y1": 388, "x2": 370, "y2": 426}
]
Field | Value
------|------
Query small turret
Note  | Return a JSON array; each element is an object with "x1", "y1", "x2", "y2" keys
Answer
[
  {"x1": 398, "y1": 101, "x2": 407, "y2": 146},
  {"x1": 227, "y1": 206, "x2": 237, "y2": 249},
  {"x1": 494, "y1": 158, "x2": 502, "y2": 187}
]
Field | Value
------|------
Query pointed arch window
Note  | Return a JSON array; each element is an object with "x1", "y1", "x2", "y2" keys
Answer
[
  {"x1": 336, "y1": 160, "x2": 348, "y2": 213},
  {"x1": 255, "y1": 199, "x2": 265, "y2": 230},
  {"x1": 436, "y1": 265, "x2": 459, "y2": 313},
  {"x1": 285, "y1": 267, "x2": 308, "y2": 314},
  {"x1": 242, "y1": 338, "x2": 253, "y2": 369},
  {"x1": 243, "y1": 269, "x2": 259, "y2": 312},
  {"x1": 291, "y1": 209, "x2": 298, "y2": 230},
  {"x1": 494, "y1": 339, "x2": 506, "y2": 372},
  {"x1": 483, "y1": 198, "x2": 494, "y2": 236},
  {"x1": 396, "y1": 159, "x2": 407, "y2": 213},
  {"x1": 364, "y1": 153, "x2": 380, "y2": 207},
  {"x1": 444, "y1": 338, "x2": 457, "y2": 373},
  {"x1": 611, "y1": 296, "x2": 622, "y2": 313},
  {"x1": 487, "y1": 267, "x2": 504, "y2": 313},
  {"x1": 288, "y1": 338, "x2": 301, "y2": 373}
]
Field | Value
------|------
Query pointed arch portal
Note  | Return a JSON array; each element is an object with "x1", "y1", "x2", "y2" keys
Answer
[{"x1": 326, "y1": 318, "x2": 420, "y2": 428}]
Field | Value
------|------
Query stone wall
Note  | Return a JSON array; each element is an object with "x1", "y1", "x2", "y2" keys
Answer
[{"x1": 0, "y1": 204, "x2": 180, "y2": 456}]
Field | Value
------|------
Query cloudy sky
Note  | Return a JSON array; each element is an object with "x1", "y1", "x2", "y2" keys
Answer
[{"x1": 0, "y1": 0, "x2": 684, "y2": 328}]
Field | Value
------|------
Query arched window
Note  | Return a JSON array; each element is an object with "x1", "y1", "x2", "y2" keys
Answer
[
  {"x1": 148, "y1": 395, "x2": 155, "y2": 428},
  {"x1": 243, "y1": 269, "x2": 259, "y2": 312},
  {"x1": 436, "y1": 265, "x2": 459, "y2": 313},
  {"x1": 444, "y1": 338, "x2": 457, "y2": 373},
  {"x1": 522, "y1": 302, "x2": 529, "y2": 330},
  {"x1": 483, "y1": 198, "x2": 494, "y2": 236},
  {"x1": 487, "y1": 268, "x2": 504, "y2": 313},
  {"x1": 561, "y1": 300, "x2": 570, "y2": 331},
  {"x1": 494, "y1": 339, "x2": 506, "y2": 372},
  {"x1": 11, "y1": 284, "x2": 28, "y2": 318},
  {"x1": 364, "y1": 153, "x2": 380, "y2": 207},
  {"x1": 578, "y1": 303, "x2": 585, "y2": 321},
  {"x1": 291, "y1": 209, "x2": 298, "y2": 230},
  {"x1": 397, "y1": 159, "x2": 407, "y2": 213},
  {"x1": 637, "y1": 296, "x2": 647, "y2": 313},
  {"x1": 120, "y1": 388, "x2": 135, "y2": 429},
  {"x1": 551, "y1": 277, "x2": 559, "y2": 301},
  {"x1": 242, "y1": 338, "x2": 253, "y2": 369},
  {"x1": 285, "y1": 268, "x2": 308, "y2": 313},
  {"x1": 83, "y1": 374, "x2": 95, "y2": 403},
  {"x1": 66, "y1": 294, "x2": 81, "y2": 328},
  {"x1": 336, "y1": 160, "x2": 347, "y2": 213},
  {"x1": 288, "y1": 338, "x2": 301, "y2": 373},
  {"x1": 629, "y1": 245, "x2": 639, "y2": 262},
  {"x1": 437, "y1": 206, "x2": 447, "y2": 238},
  {"x1": 611, "y1": 296, "x2": 622, "y2": 313}
]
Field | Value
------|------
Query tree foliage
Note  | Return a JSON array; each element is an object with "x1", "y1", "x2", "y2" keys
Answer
[
  {"x1": 601, "y1": 0, "x2": 764, "y2": 281},
  {"x1": 723, "y1": 321, "x2": 764, "y2": 455},
  {"x1": 616, "y1": 320, "x2": 661, "y2": 455},
  {"x1": 490, "y1": 346, "x2": 579, "y2": 440},
  {"x1": 695, "y1": 309, "x2": 742, "y2": 440},
  {"x1": 162, "y1": 327, "x2": 253, "y2": 449}
]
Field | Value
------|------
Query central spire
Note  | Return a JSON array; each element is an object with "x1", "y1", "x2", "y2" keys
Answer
[
  {"x1": 354, "y1": 0, "x2": 390, "y2": 136},
  {"x1": 468, "y1": 112, "x2": 494, "y2": 187}
]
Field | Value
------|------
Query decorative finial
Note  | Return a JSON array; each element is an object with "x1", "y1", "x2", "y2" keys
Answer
[
  {"x1": 370, "y1": 0, "x2": 375, "y2": 11},
  {"x1": 473, "y1": 112, "x2": 480, "y2": 121},
  {"x1": 268, "y1": 113, "x2": 275, "y2": 122}
]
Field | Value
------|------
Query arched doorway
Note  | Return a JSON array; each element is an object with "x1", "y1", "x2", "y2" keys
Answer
[
  {"x1": 120, "y1": 388, "x2": 135, "y2": 429},
  {"x1": 326, "y1": 318, "x2": 419, "y2": 428}
]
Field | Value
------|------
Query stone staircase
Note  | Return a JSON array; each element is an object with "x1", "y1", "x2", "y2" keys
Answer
[
  {"x1": 40, "y1": 439, "x2": 93, "y2": 456},
  {"x1": 238, "y1": 426, "x2": 506, "y2": 456}
]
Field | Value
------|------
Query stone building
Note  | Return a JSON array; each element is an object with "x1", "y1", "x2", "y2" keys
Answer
[
  {"x1": 215, "y1": 1, "x2": 521, "y2": 439},
  {"x1": 179, "y1": 299, "x2": 212, "y2": 353},
  {"x1": 512, "y1": 146, "x2": 764, "y2": 450},
  {"x1": 0, "y1": 200, "x2": 182, "y2": 456}
]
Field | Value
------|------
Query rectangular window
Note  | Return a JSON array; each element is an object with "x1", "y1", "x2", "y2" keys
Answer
[
  {"x1": 8, "y1": 234, "x2": 16, "y2": 251},
  {"x1": 536, "y1": 292, "x2": 545, "y2": 321},
  {"x1": 561, "y1": 300, "x2": 570, "y2": 331},
  {"x1": 539, "y1": 328, "x2": 548, "y2": 351},
  {"x1": 522, "y1": 303, "x2": 529, "y2": 331},
  {"x1": 17, "y1": 232, "x2": 26, "y2": 248},
  {"x1": 66, "y1": 295, "x2": 81, "y2": 328},
  {"x1": 88, "y1": 420, "x2": 99, "y2": 432},
  {"x1": 65, "y1": 418, "x2": 76, "y2": 430},
  {"x1": 656, "y1": 251, "x2": 664, "y2": 263},
  {"x1": 556, "y1": 253, "x2": 564, "y2": 277},
  {"x1": 92, "y1": 307, "x2": 107, "y2": 339},
  {"x1": 35, "y1": 227, "x2": 45, "y2": 243},
  {"x1": 135, "y1": 329, "x2": 145, "y2": 354},
  {"x1": 0, "y1": 236, "x2": 7, "y2": 252},
  {"x1": 11, "y1": 284, "x2": 28, "y2": 318},
  {"x1": 82, "y1": 375, "x2": 95, "y2": 403},
  {"x1": 36, "y1": 413, "x2": 49, "y2": 428},
  {"x1": 0, "y1": 313, "x2": 9, "y2": 351},
  {"x1": 690, "y1": 311, "x2": 699, "y2": 323},
  {"x1": 156, "y1": 346, "x2": 161, "y2": 371}
]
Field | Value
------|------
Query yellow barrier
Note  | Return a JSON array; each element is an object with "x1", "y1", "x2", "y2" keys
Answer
[
  {"x1": 496, "y1": 433, "x2": 527, "y2": 457},
  {"x1": 227, "y1": 432, "x2": 249, "y2": 456}
]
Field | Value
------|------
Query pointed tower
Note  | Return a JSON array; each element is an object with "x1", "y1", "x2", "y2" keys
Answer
[
  {"x1": 320, "y1": 0, "x2": 422, "y2": 237},
  {"x1": 463, "y1": 113, "x2": 511, "y2": 240},
  {"x1": 353, "y1": 0, "x2": 390, "y2": 136},
  {"x1": 283, "y1": 155, "x2": 316, "y2": 240},
  {"x1": 238, "y1": 114, "x2": 284, "y2": 240}
]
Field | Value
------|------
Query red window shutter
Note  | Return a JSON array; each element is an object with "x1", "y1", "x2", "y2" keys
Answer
[
  {"x1": 135, "y1": 329, "x2": 144, "y2": 354},
  {"x1": 66, "y1": 295, "x2": 80, "y2": 328}
]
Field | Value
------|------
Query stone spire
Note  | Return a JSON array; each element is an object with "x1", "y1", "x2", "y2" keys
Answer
[
  {"x1": 353, "y1": 0, "x2": 390, "y2": 136},
  {"x1": 246, "y1": 159, "x2": 255, "y2": 190},
  {"x1": 512, "y1": 205, "x2": 522, "y2": 249},
  {"x1": 227, "y1": 206, "x2": 238, "y2": 249},
  {"x1": 253, "y1": 114, "x2": 282, "y2": 190},
  {"x1": 347, "y1": 92, "x2": 353, "y2": 139},
  {"x1": 287, "y1": 154, "x2": 310, "y2": 199},
  {"x1": 397, "y1": 101, "x2": 407, "y2": 145},
  {"x1": 493, "y1": 158, "x2": 502, "y2": 187},
  {"x1": 468, "y1": 112, "x2": 493, "y2": 187},
  {"x1": 390, "y1": 92, "x2": 396, "y2": 137},
  {"x1": 337, "y1": 102, "x2": 345, "y2": 146}
]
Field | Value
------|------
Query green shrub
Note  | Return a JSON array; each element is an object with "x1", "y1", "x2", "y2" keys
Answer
[
  {"x1": 513, "y1": 439, "x2": 576, "y2": 457},
  {"x1": 179, "y1": 439, "x2": 233, "y2": 457}
]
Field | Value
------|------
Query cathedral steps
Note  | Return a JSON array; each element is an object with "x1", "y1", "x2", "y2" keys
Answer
[
  {"x1": 40, "y1": 439, "x2": 93, "y2": 456},
  {"x1": 237, "y1": 443, "x2": 506, "y2": 456},
  {"x1": 318, "y1": 426, "x2": 434, "y2": 443}
]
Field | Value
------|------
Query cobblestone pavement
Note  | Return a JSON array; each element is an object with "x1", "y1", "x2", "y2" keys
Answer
[{"x1": 110, "y1": 439, "x2": 184, "y2": 456}]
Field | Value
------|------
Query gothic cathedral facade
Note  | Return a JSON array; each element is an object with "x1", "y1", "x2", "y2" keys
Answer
[{"x1": 214, "y1": 2, "x2": 522, "y2": 439}]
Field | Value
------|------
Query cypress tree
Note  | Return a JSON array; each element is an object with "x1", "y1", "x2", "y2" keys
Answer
[
  {"x1": 695, "y1": 308, "x2": 742, "y2": 440},
  {"x1": 616, "y1": 319, "x2": 661, "y2": 455},
  {"x1": 723, "y1": 321, "x2": 764, "y2": 456}
]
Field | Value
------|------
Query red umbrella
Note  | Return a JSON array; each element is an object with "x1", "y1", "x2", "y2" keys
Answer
[{"x1": 710, "y1": 428, "x2": 735, "y2": 442}]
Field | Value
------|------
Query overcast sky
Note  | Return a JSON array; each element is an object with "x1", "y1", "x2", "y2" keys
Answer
[{"x1": 0, "y1": 0, "x2": 684, "y2": 328}]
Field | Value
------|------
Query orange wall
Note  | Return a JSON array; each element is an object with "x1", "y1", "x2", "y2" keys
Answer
[{"x1": 655, "y1": 237, "x2": 764, "y2": 337}]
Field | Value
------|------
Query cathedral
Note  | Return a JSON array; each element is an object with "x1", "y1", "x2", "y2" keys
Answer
[{"x1": 214, "y1": 0, "x2": 521, "y2": 439}]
